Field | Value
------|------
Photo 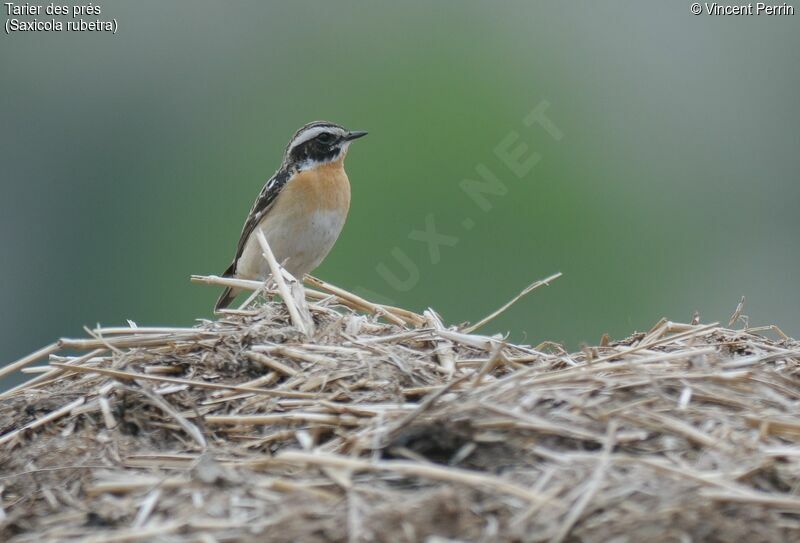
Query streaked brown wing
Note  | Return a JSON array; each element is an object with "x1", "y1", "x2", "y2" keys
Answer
[{"x1": 229, "y1": 168, "x2": 292, "y2": 272}]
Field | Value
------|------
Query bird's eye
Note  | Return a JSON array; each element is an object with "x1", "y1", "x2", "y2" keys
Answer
[{"x1": 317, "y1": 133, "x2": 336, "y2": 145}]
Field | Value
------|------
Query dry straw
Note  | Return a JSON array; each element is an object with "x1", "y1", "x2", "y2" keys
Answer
[{"x1": 0, "y1": 251, "x2": 798, "y2": 541}]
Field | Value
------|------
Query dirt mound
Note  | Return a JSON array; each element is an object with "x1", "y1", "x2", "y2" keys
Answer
[{"x1": 1, "y1": 273, "x2": 798, "y2": 542}]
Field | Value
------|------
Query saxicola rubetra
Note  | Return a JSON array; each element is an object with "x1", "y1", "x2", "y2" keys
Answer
[{"x1": 215, "y1": 121, "x2": 367, "y2": 311}]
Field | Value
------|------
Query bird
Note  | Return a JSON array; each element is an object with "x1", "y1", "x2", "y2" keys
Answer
[{"x1": 214, "y1": 121, "x2": 367, "y2": 311}]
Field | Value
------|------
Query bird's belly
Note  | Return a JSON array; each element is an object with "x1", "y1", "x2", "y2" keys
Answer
[{"x1": 236, "y1": 209, "x2": 347, "y2": 281}]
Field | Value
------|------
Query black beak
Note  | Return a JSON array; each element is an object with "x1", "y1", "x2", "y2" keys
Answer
[{"x1": 345, "y1": 130, "x2": 368, "y2": 141}]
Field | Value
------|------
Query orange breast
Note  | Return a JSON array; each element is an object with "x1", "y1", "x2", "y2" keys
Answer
[{"x1": 277, "y1": 160, "x2": 351, "y2": 216}]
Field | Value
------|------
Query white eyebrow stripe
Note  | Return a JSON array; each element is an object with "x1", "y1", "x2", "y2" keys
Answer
[{"x1": 287, "y1": 125, "x2": 345, "y2": 152}]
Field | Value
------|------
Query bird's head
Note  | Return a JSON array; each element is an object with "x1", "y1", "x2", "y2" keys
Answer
[{"x1": 283, "y1": 121, "x2": 367, "y2": 171}]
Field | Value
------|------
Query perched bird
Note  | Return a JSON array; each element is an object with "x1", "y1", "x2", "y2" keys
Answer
[{"x1": 215, "y1": 121, "x2": 367, "y2": 311}]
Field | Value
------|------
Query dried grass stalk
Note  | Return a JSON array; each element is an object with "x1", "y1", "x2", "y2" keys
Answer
[{"x1": 0, "y1": 271, "x2": 798, "y2": 542}]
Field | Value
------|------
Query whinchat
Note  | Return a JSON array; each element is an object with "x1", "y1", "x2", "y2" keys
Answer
[{"x1": 215, "y1": 121, "x2": 367, "y2": 311}]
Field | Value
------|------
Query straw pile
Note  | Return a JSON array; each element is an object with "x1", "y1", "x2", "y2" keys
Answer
[{"x1": 1, "y1": 264, "x2": 799, "y2": 542}]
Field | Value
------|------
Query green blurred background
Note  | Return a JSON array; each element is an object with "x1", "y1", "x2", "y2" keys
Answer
[{"x1": 2, "y1": 1, "x2": 798, "y2": 386}]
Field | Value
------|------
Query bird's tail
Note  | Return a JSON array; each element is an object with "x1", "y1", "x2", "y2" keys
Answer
[{"x1": 214, "y1": 263, "x2": 239, "y2": 312}]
